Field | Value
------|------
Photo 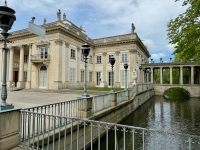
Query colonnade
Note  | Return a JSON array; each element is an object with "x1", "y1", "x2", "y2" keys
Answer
[
  {"x1": 6, "y1": 44, "x2": 32, "y2": 88},
  {"x1": 141, "y1": 65, "x2": 200, "y2": 85}
]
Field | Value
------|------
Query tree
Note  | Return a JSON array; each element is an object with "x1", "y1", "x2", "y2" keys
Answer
[{"x1": 167, "y1": 0, "x2": 200, "y2": 63}]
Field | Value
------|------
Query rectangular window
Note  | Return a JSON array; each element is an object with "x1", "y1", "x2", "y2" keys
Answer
[
  {"x1": 96, "y1": 72, "x2": 101, "y2": 86},
  {"x1": 122, "y1": 54, "x2": 128, "y2": 62},
  {"x1": 40, "y1": 47, "x2": 48, "y2": 59},
  {"x1": 97, "y1": 56, "x2": 101, "y2": 64},
  {"x1": 108, "y1": 71, "x2": 114, "y2": 86},
  {"x1": 70, "y1": 68, "x2": 75, "y2": 83},
  {"x1": 24, "y1": 55, "x2": 28, "y2": 63},
  {"x1": 71, "y1": 49, "x2": 76, "y2": 59},
  {"x1": 81, "y1": 53, "x2": 84, "y2": 61},
  {"x1": 24, "y1": 71, "x2": 27, "y2": 82},
  {"x1": 89, "y1": 55, "x2": 93, "y2": 63},
  {"x1": 89, "y1": 71, "x2": 92, "y2": 82},
  {"x1": 81, "y1": 70, "x2": 84, "y2": 82}
]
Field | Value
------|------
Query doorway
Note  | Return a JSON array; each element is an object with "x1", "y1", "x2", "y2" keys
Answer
[{"x1": 13, "y1": 71, "x2": 18, "y2": 87}]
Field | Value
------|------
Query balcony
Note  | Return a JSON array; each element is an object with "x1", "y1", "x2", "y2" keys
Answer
[{"x1": 30, "y1": 54, "x2": 50, "y2": 63}]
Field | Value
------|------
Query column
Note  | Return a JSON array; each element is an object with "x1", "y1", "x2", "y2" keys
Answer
[
  {"x1": 26, "y1": 44, "x2": 32, "y2": 89},
  {"x1": 64, "y1": 42, "x2": 70, "y2": 88},
  {"x1": 114, "y1": 51, "x2": 120, "y2": 87},
  {"x1": 180, "y1": 66, "x2": 183, "y2": 85},
  {"x1": 102, "y1": 52, "x2": 108, "y2": 87},
  {"x1": 8, "y1": 47, "x2": 14, "y2": 87},
  {"x1": 160, "y1": 67, "x2": 163, "y2": 84},
  {"x1": 76, "y1": 47, "x2": 80, "y2": 87},
  {"x1": 150, "y1": 67, "x2": 153, "y2": 83},
  {"x1": 188, "y1": 67, "x2": 191, "y2": 84},
  {"x1": 170, "y1": 67, "x2": 173, "y2": 85},
  {"x1": 191, "y1": 66, "x2": 194, "y2": 84},
  {"x1": 129, "y1": 49, "x2": 137, "y2": 86},
  {"x1": 17, "y1": 45, "x2": 25, "y2": 88},
  {"x1": 147, "y1": 71, "x2": 149, "y2": 83}
]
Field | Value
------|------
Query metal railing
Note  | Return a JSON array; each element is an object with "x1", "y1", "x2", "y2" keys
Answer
[
  {"x1": 20, "y1": 111, "x2": 200, "y2": 150},
  {"x1": 22, "y1": 98, "x2": 84, "y2": 119},
  {"x1": 31, "y1": 54, "x2": 50, "y2": 61},
  {"x1": 116, "y1": 90, "x2": 127, "y2": 104},
  {"x1": 92, "y1": 93, "x2": 111, "y2": 113}
]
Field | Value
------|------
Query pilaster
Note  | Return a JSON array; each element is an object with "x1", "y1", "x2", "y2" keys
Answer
[
  {"x1": 114, "y1": 51, "x2": 120, "y2": 87},
  {"x1": 129, "y1": 49, "x2": 137, "y2": 87},
  {"x1": 102, "y1": 52, "x2": 108, "y2": 87},
  {"x1": 180, "y1": 66, "x2": 183, "y2": 85},
  {"x1": 76, "y1": 46, "x2": 80, "y2": 87},
  {"x1": 191, "y1": 66, "x2": 194, "y2": 85}
]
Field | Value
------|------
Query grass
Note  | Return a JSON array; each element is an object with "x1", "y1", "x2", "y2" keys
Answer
[{"x1": 71, "y1": 87, "x2": 125, "y2": 92}]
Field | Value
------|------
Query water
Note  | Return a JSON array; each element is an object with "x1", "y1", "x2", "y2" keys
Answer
[{"x1": 92, "y1": 96, "x2": 200, "y2": 150}]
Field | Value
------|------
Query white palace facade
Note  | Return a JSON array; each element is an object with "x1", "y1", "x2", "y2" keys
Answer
[{"x1": 0, "y1": 12, "x2": 150, "y2": 90}]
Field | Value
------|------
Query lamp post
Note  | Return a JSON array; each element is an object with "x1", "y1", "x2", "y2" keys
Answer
[
  {"x1": 124, "y1": 63, "x2": 128, "y2": 91},
  {"x1": 0, "y1": 1, "x2": 16, "y2": 111},
  {"x1": 80, "y1": 43, "x2": 90, "y2": 98},
  {"x1": 109, "y1": 56, "x2": 115, "y2": 93}
]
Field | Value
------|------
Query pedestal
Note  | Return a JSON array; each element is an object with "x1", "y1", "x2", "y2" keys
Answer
[
  {"x1": 0, "y1": 109, "x2": 21, "y2": 150},
  {"x1": 52, "y1": 81, "x2": 63, "y2": 90},
  {"x1": 17, "y1": 81, "x2": 24, "y2": 88},
  {"x1": 100, "y1": 81, "x2": 105, "y2": 87},
  {"x1": 25, "y1": 81, "x2": 31, "y2": 89}
]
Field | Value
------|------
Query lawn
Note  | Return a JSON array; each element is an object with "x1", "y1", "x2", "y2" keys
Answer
[{"x1": 71, "y1": 87, "x2": 125, "y2": 92}]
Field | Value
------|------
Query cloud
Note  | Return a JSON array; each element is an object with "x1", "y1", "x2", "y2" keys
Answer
[
  {"x1": 143, "y1": 39, "x2": 156, "y2": 50},
  {"x1": 167, "y1": 44, "x2": 176, "y2": 53},
  {"x1": 151, "y1": 53, "x2": 165, "y2": 60},
  {"x1": 6, "y1": 0, "x2": 188, "y2": 61}
]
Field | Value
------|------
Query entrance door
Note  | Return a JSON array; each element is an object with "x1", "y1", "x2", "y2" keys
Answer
[
  {"x1": 39, "y1": 66, "x2": 47, "y2": 87},
  {"x1": 13, "y1": 71, "x2": 18, "y2": 87}
]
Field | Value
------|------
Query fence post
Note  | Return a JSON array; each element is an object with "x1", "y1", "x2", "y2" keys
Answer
[
  {"x1": 125, "y1": 91, "x2": 129, "y2": 101},
  {"x1": 79, "y1": 98, "x2": 93, "y2": 118},
  {"x1": 110, "y1": 93, "x2": 117, "y2": 107},
  {"x1": 0, "y1": 109, "x2": 21, "y2": 150}
]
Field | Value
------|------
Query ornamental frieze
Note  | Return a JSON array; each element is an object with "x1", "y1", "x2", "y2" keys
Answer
[{"x1": 54, "y1": 39, "x2": 63, "y2": 46}]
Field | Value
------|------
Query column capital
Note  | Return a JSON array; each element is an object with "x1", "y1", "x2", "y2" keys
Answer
[
  {"x1": 103, "y1": 52, "x2": 107, "y2": 56},
  {"x1": 28, "y1": 43, "x2": 32, "y2": 49},
  {"x1": 129, "y1": 49, "x2": 137, "y2": 54},
  {"x1": 115, "y1": 51, "x2": 120, "y2": 56},
  {"x1": 65, "y1": 41, "x2": 70, "y2": 47},
  {"x1": 9, "y1": 47, "x2": 14, "y2": 51},
  {"x1": 19, "y1": 45, "x2": 25, "y2": 50},
  {"x1": 77, "y1": 46, "x2": 81, "y2": 52},
  {"x1": 55, "y1": 39, "x2": 63, "y2": 46}
]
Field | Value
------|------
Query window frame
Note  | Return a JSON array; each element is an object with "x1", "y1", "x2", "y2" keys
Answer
[
  {"x1": 97, "y1": 56, "x2": 102, "y2": 64},
  {"x1": 71, "y1": 49, "x2": 76, "y2": 59},
  {"x1": 122, "y1": 53, "x2": 128, "y2": 62},
  {"x1": 81, "y1": 70, "x2": 84, "y2": 82}
]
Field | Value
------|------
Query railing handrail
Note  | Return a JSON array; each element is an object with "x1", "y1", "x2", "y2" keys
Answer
[{"x1": 20, "y1": 110, "x2": 200, "y2": 139}]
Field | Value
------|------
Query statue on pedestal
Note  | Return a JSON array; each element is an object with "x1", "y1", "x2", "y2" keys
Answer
[
  {"x1": 132, "y1": 70, "x2": 138, "y2": 85},
  {"x1": 100, "y1": 72, "x2": 104, "y2": 81},
  {"x1": 57, "y1": 9, "x2": 61, "y2": 21}
]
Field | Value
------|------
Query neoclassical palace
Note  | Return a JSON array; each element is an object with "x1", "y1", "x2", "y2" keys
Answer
[{"x1": 0, "y1": 11, "x2": 150, "y2": 90}]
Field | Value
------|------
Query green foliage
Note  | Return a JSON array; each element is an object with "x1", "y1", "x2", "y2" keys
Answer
[{"x1": 167, "y1": 0, "x2": 200, "y2": 63}]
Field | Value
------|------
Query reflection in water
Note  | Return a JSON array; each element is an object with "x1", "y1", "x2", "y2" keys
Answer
[{"x1": 92, "y1": 96, "x2": 200, "y2": 150}]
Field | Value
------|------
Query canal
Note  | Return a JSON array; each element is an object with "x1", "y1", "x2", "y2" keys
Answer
[{"x1": 92, "y1": 96, "x2": 200, "y2": 150}]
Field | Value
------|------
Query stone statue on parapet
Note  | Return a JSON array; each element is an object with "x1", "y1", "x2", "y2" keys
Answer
[
  {"x1": 131, "y1": 23, "x2": 135, "y2": 33},
  {"x1": 43, "y1": 18, "x2": 47, "y2": 25},
  {"x1": 57, "y1": 9, "x2": 61, "y2": 21},
  {"x1": 31, "y1": 17, "x2": 36, "y2": 24},
  {"x1": 63, "y1": 13, "x2": 66, "y2": 20},
  {"x1": 80, "y1": 25, "x2": 83, "y2": 30}
]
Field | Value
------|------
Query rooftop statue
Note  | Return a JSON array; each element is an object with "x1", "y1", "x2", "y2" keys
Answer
[
  {"x1": 57, "y1": 9, "x2": 61, "y2": 21},
  {"x1": 131, "y1": 23, "x2": 135, "y2": 33},
  {"x1": 43, "y1": 18, "x2": 47, "y2": 25},
  {"x1": 63, "y1": 13, "x2": 66, "y2": 20},
  {"x1": 31, "y1": 17, "x2": 35, "y2": 24}
]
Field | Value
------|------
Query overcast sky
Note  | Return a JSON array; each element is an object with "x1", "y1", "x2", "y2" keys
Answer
[{"x1": 5, "y1": 0, "x2": 187, "y2": 62}]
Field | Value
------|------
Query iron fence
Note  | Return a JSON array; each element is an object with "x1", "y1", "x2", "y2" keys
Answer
[
  {"x1": 20, "y1": 111, "x2": 200, "y2": 150},
  {"x1": 92, "y1": 93, "x2": 111, "y2": 113},
  {"x1": 128, "y1": 85, "x2": 135, "y2": 99},
  {"x1": 116, "y1": 90, "x2": 127, "y2": 104}
]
